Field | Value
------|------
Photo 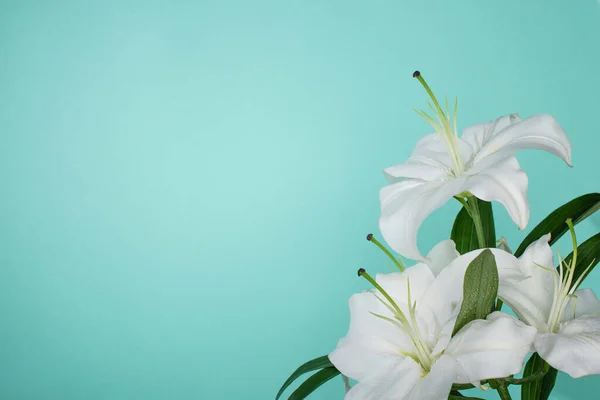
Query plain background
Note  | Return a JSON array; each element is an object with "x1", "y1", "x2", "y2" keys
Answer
[{"x1": 1, "y1": 1, "x2": 600, "y2": 399}]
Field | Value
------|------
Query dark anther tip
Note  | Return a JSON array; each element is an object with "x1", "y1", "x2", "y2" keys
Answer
[
  {"x1": 412, "y1": 70, "x2": 421, "y2": 78},
  {"x1": 357, "y1": 268, "x2": 366, "y2": 277},
  {"x1": 366, "y1": 233, "x2": 373, "y2": 241}
]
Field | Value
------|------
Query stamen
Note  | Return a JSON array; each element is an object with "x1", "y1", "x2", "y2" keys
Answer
[
  {"x1": 358, "y1": 268, "x2": 405, "y2": 318},
  {"x1": 570, "y1": 260, "x2": 597, "y2": 293},
  {"x1": 412, "y1": 70, "x2": 464, "y2": 175},
  {"x1": 366, "y1": 234, "x2": 406, "y2": 271},
  {"x1": 413, "y1": 71, "x2": 448, "y2": 122}
]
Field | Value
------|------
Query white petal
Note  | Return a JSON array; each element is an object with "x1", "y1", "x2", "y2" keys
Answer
[
  {"x1": 329, "y1": 291, "x2": 414, "y2": 381},
  {"x1": 561, "y1": 288, "x2": 600, "y2": 323},
  {"x1": 407, "y1": 355, "x2": 458, "y2": 400},
  {"x1": 379, "y1": 179, "x2": 467, "y2": 260},
  {"x1": 376, "y1": 263, "x2": 435, "y2": 307},
  {"x1": 344, "y1": 356, "x2": 423, "y2": 400},
  {"x1": 383, "y1": 161, "x2": 449, "y2": 183},
  {"x1": 445, "y1": 312, "x2": 537, "y2": 383},
  {"x1": 536, "y1": 317, "x2": 600, "y2": 378},
  {"x1": 409, "y1": 133, "x2": 473, "y2": 172},
  {"x1": 465, "y1": 157, "x2": 529, "y2": 229},
  {"x1": 425, "y1": 240, "x2": 460, "y2": 277},
  {"x1": 495, "y1": 235, "x2": 556, "y2": 331},
  {"x1": 471, "y1": 114, "x2": 572, "y2": 172},
  {"x1": 461, "y1": 114, "x2": 522, "y2": 154}
]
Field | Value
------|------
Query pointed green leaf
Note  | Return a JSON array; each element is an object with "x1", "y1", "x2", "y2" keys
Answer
[
  {"x1": 288, "y1": 367, "x2": 340, "y2": 400},
  {"x1": 560, "y1": 232, "x2": 600, "y2": 291},
  {"x1": 276, "y1": 356, "x2": 333, "y2": 400},
  {"x1": 515, "y1": 193, "x2": 600, "y2": 257},
  {"x1": 451, "y1": 198, "x2": 496, "y2": 254},
  {"x1": 521, "y1": 353, "x2": 557, "y2": 400},
  {"x1": 452, "y1": 249, "x2": 498, "y2": 336}
]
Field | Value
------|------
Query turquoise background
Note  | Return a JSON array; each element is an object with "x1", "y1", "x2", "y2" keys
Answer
[{"x1": 1, "y1": 1, "x2": 599, "y2": 399}]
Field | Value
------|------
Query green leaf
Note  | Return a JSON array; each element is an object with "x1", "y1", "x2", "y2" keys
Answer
[
  {"x1": 560, "y1": 232, "x2": 600, "y2": 290},
  {"x1": 276, "y1": 355, "x2": 333, "y2": 400},
  {"x1": 521, "y1": 353, "x2": 557, "y2": 400},
  {"x1": 515, "y1": 193, "x2": 600, "y2": 257},
  {"x1": 288, "y1": 367, "x2": 340, "y2": 400},
  {"x1": 452, "y1": 249, "x2": 499, "y2": 336},
  {"x1": 539, "y1": 368, "x2": 558, "y2": 400},
  {"x1": 451, "y1": 198, "x2": 496, "y2": 254}
]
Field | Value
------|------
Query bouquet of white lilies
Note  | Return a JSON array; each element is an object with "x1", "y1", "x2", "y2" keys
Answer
[{"x1": 276, "y1": 71, "x2": 600, "y2": 400}]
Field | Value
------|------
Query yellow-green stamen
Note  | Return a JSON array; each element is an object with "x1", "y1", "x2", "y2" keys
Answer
[
  {"x1": 413, "y1": 71, "x2": 465, "y2": 175},
  {"x1": 357, "y1": 268, "x2": 433, "y2": 370}
]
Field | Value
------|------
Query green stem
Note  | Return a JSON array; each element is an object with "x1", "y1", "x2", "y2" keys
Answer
[
  {"x1": 495, "y1": 299, "x2": 504, "y2": 312},
  {"x1": 468, "y1": 196, "x2": 486, "y2": 249},
  {"x1": 496, "y1": 383, "x2": 512, "y2": 400},
  {"x1": 503, "y1": 361, "x2": 549, "y2": 385}
]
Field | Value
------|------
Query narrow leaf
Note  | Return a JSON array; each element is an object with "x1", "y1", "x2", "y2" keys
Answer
[
  {"x1": 539, "y1": 368, "x2": 558, "y2": 400},
  {"x1": 515, "y1": 193, "x2": 600, "y2": 257},
  {"x1": 451, "y1": 198, "x2": 496, "y2": 254},
  {"x1": 288, "y1": 367, "x2": 340, "y2": 400},
  {"x1": 452, "y1": 249, "x2": 499, "y2": 336},
  {"x1": 276, "y1": 356, "x2": 333, "y2": 400},
  {"x1": 560, "y1": 232, "x2": 600, "y2": 290}
]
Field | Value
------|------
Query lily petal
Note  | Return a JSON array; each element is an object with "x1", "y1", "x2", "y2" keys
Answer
[
  {"x1": 496, "y1": 235, "x2": 556, "y2": 331},
  {"x1": 465, "y1": 157, "x2": 529, "y2": 229},
  {"x1": 445, "y1": 312, "x2": 537, "y2": 383},
  {"x1": 379, "y1": 178, "x2": 467, "y2": 260},
  {"x1": 329, "y1": 291, "x2": 414, "y2": 381},
  {"x1": 461, "y1": 114, "x2": 522, "y2": 154},
  {"x1": 424, "y1": 239, "x2": 460, "y2": 277},
  {"x1": 344, "y1": 357, "x2": 422, "y2": 400},
  {"x1": 376, "y1": 263, "x2": 435, "y2": 307},
  {"x1": 561, "y1": 288, "x2": 600, "y2": 323},
  {"x1": 407, "y1": 355, "x2": 459, "y2": 400},
  {"x1": 471, "y1": 114, "x2": 572, "y2": 172},
  {"x1": 409, "y1": 133, "x2": 474, "y2": 172},
  {"x1": 383, "y1": 161, "x2": 449, "y2": 183},
  {"x1": 536, "y1": 317, "x2": 600, "y2": 378}
]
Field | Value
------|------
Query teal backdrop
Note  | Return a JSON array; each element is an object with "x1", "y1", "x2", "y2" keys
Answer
[{"x1": 1, "y1": 1, "x2": 599, "y2": 399}]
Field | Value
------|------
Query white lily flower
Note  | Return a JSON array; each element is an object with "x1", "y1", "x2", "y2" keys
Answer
[
  {"x1": 380, "y1": 71, "x2": 572, "y2": 260},
  {"x1": 329, "y1": 245, "x2": 536, "y2": 400},
  {"x1": 495, "y1": 233, "x2": 600, "y2": 378}
]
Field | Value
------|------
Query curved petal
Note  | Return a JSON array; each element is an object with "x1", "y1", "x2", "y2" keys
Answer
[
  {"x1": 329, "y1": 291, "x2": 414, "y2": 381},
  {"x1": 407, "y1": 355, "x2": 458, "y2": 400},
  {"x1": 344, "y1": 356, "x2": 423, "y2": 400},
  {"x1": 465, "y1": 157, "x2": 529, "y2": 229},
  {"x1": 536, "y1": 317, "x2": 600, "y2": 378},
  {"x1": 383, "y1": 161, "x2": 449, "y2": 183},
  {"x1": 408, "y1": 133, "x2": 474, "y2": 172},
  {"x1": 445, "y1": 312, "x2": 537, "y2": 383},
  {"x1": 379, "y1": 178, "x2": 468, "y2": 261},
  {"x1": 496, "y1": 235, "x2": 556, "y2": 331},
  {"x1": 561, "y1": 288, "x2": 600, "y2": 323},
  {"x1": 376, "y1": 263, "x2": 435, "y2": 307},
  {"x1": 425, "y1": 239, "x2": 460, "y2": 277},
  {"x1": 471, "y1": 114, "x2": 572, "y2": 172},
  {"x1": 461, "y1": 114, "x2": 522, "y2": 154}
]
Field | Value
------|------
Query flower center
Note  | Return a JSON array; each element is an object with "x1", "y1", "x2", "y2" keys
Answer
[
  {"x1": 413, "y1": 71, "x2": 465, "y2": 176},
  {"x1": 358, "y1": 268, "x2": 434, "y2": 371}
]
